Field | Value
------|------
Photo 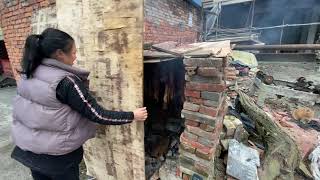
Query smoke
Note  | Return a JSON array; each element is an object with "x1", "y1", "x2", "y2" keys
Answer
[{"x1": 218, "y1": 0, "x2": 320, "y2": 44}]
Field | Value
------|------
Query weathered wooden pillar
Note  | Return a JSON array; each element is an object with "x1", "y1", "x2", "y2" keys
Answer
[{"x1": 56, "y1": 0, "x2": 145, "y2": 179}]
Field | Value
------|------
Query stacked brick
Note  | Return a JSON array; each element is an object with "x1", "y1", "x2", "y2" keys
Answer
[
  {"x1": 0, "y1": 0, "x2": 55, "y2": 79},
  {"x1": 178, "y1": 57, "x2": 228, "y2": 179}
]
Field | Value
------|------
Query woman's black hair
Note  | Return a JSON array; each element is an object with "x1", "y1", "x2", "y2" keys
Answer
[{"x1": 21, "y1": 28, "x2": 74, "y2": 78}]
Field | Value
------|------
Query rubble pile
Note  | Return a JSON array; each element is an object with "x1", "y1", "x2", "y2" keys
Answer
[
  {"x1": 225, "y1": 51, "x2": 258, "y2": 103},
  {"x1": 143, "y1": 41, "x2": 320, "y2": 180},
  {"x1": 217, "y1": 56, "x2": 320, "y2": 180}
]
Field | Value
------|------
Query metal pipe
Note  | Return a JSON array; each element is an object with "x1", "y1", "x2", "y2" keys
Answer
[
  {"x1": 250, "y1": 0, "x2": 255, "y2": 31},
  {"x1": 279, "y1": 17, "x2": 285, "y2": 45},
  {"x1": 210, "y1": 22, "x2": 320, "y2": 33},
  {"x1": 234, "y1": 44, "x2": 320, "y2": 50},
  {"x1": 252, "y1": 22, "x2": 320, "y2": 31}
]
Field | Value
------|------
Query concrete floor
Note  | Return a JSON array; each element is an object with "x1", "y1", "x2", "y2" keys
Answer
[
  {"x1": 0, "y1": 87, "x2": 32, "y2": 180},
  {"x1": 259, "y1": 61, "x2": 320, "y2": 85}
]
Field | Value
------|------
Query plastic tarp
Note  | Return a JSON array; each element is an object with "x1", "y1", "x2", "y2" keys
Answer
[{"x1": 231, "y1": 50, "x2": 258, "y2": 68}]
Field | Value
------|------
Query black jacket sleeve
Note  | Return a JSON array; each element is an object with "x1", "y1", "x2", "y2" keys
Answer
[{"x1": 56, "y1": 76, "x2": 134, "y2": 125}]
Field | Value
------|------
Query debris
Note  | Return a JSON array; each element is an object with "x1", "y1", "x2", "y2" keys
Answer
[
  {"x1": 215, "y1": 158, "x2": 226, "y2": 179},
  {"x1": 150, "y1": 170, "x2": 160, "y2": 180},
  {"x1": 223, "y1": 119, "x2": 237, "y2": 137},
  {"x1": 270, "y1": 110, "x2": 295, "y2": 128},
  {"x1": 256, "y1": 71, "x2": 274, "y2": 85},
  {"x1": 0, "y1": 76, "x2": 16, "y2": 88},
  {"x1": 309, "y1": 145, "x2": 320, "y2": 180},
  {"x1": 292, "y1": 107, "x2": 315, "y2": 123},
  {"x1": 234, "y1": 126, "x2": 249, "y2": 143},
  {"x1": 230, "y1": 50, "x2": 258, "y2": 69},
  {"x1": 238, "y1": 91, "x2": 300, "y2": 180},
  {"x1": 223, "y1": 115, "x2": 243, "y2": 137},
  {"x1": 296, "y1": 162, "x2": 313, "y2": 180},
  {"x1": 226, "y1": 139, "x2": 260, "y2": 180},
  {"x1": 291, "y1": 77, "x2": 315, "y2": 93},
  {"x1": 159, "y1": 158, "x2": 180, "y2": 180},
  {"x1": 221, "y1": 139, "x2": 230, "y2": 151}
]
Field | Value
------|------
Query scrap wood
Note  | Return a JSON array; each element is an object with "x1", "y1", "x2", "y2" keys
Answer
[
  {"x1": 172, "y1": 40, "x2": 232, "y2": 57},
  {"x1": 151, "y1": 45, "x2": 183, "y2": 57},
  {"x1": 144, "y1": 41, "x2": 232, "y2": 60},
  {"x1": 238, "y1": 91, "x2": 300, "y2": 180}
]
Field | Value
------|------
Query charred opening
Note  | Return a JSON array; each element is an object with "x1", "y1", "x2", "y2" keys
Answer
[
  {"x1": 143, "y1": 58, "x2": 185, "y2": 179},
  {"x1": 0, "y1": 40, "x2": 9, "y2": 76}
]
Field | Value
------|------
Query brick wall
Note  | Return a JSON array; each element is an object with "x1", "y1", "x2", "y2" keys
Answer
[
  {"x1": 0, "y1": 0, "x2": 55, "y2": 79},
  {"x1": 144, "y1": 0, "x2": 201, "y2": 44},
  {"x1": 179, "y1": 57, "x2": 227, "y2": 179},
  {"x1": 1, "y1": 0, "x2": 201, "y2": 79}
]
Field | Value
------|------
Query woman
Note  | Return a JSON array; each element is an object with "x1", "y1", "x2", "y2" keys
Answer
[{"x1": 11, "y1": 28, "x2": 148, "y2": 180}]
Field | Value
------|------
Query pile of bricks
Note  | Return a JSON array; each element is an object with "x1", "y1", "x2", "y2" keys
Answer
[{"x1": 178, "y1": 57, "x2": 228, "y2": 179}]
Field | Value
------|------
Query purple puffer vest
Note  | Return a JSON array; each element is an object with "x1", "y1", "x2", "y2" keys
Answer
[{"x1": 11, "y1": 58, "x2": 96, "y2": 155}]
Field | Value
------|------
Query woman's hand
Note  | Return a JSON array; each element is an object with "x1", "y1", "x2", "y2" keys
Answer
[{"x1": 133, "y1": 107, "x2": 148, "y2": 121}]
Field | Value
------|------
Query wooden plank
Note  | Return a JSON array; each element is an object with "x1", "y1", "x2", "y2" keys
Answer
[
  {"x1": 56, "y1": 0, "x2": 145, "y2": 179},
  {"x1": 172, "y1": 40, "x2": 232, "y2": 57}
]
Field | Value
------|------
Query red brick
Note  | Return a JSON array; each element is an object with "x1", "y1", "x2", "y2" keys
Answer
[
  {"x1": 197, "y1": 67, "x2": 220, "y2": 77},
  {"x1": 186, "y1": 125, "x2": 215, "y2": 141},
  {"x1": 186, "y1": 82, "x2": 226, "y2": 92},
  {"x1": 185, "y1": 89, "x2": 200, "y2": 98},
  {"x1": 180, "y1": 133, "x2": 207, "y2": 150},
  {"x1": 187, "y1": 97, "x2": 203, "y2": 105},
  {"x1": 196, "y1": 146, "x2": 214, "y2": 161},
  {"x1": 199, "y1": 123, "x2": 215, "y2": 132},
  {"x1": 185, "y1": 119, "x2": 200, "y2": 127},
  {"x1": 180, "y1": 141, "x2": 196, "y2": 154},
  {"x1": 194, "y1": 162, "x2": 210, "y2": 177},
  {"x1": 183, "y1": 102, "x2": 200, "y2": 112},
  {"x1": 199, "y1": 106, "x2": 218, "y2": 117}
]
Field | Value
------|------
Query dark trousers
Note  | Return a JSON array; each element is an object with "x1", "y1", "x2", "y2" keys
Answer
[{"x1": 30, "y1": 165, "x2": 80, "y2": 180}]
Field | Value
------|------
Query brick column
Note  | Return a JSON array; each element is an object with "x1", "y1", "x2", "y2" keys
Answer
[{"x1": 178, "y1": 57, "x2": 227, "y2": 179}]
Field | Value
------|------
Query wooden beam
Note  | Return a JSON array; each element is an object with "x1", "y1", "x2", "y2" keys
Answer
[{"x1": 56, "y1": 0, "x2": 145, "y2": 179}]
